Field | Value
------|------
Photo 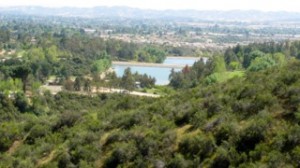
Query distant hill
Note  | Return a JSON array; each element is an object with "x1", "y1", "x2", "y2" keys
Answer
[{"x1": 1, "y1": 6, "x2": 300, "y2": 21}]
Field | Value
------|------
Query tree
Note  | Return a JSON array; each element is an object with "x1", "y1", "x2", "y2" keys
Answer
[
  {"x1": 84, "y1": 79, "x2": 92, "y2": 93},
  {"x1": 192, "y1": 58, "x2": 211, "y2": 79},
  {"x1": 46, "y1": 45, "x2": 59, "y2": 63},
  {"x1": 74, "y1": 77, "x2": 82, "y2": 91},
  {"x1": 31, "y1": 61, "x2": 52, "y2": 82},
  {"x1": 91, "y1": 59, "x2": 111, "y2": 74},
  {"x1": 248, "y1": 55, "x2": 276, "y2": 72},
  {"x1": 134, "y1": 74, "x2": 156, "y2": 88},
  {"x1": 144, "y1": 47, "x2": 166, "y2": 63},
  {"x1": 211, "y1": 56, "x2": 226, "y2": 73},
  {"x1": 224, "y1": 48, "x2": 238, "y2": 65},
  {"x1": 121, "y1": 68, "x2": 135, "y2": 91},
  {"x1": 182, "y1": 65, "x2": 190, "y2": 75},
  {"x1": 11, "y1": 64, "x2": 31, "y2": 93},
  {"x1": 243, "y1": 50, "x2": 265, "y2": 68},
  {"x1": 0, "y1": 29, "x2": 10, "y2": 43},
  {"x1": 14, "y1": 92, "x2": 29, "y2": 113},
  {"x1": 290, "y1": 45, "x2": 298, "y2": 57},
  {"x1": 92, "y1": 74, "x2": 102, "y2": 92},
  {"x1": 108, "y1": 72, "x2": 120, "y2": 89},
  {"x1": 273, "y1": 53, "x2": 286, "y2": 66},
  {"x1": 63, "y1": 78, "x2": 74, "y2": 91},
  {"x1": 25, "y1": 47, "x2": 45, "y2": 62},
  {"x1": 169, "y1": 69, "x2": 184, "y2": 89},
  {"x1": 229, "y1": 61, "x2": 242, "y2": 70}
]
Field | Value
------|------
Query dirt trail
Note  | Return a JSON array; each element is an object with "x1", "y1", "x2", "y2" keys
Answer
[
  {"x1": 36, "y1": 150, "x2": 57, "y2": 167},
  {"x1": 7, "y1": 132, "x2": 31, "y2": 156},
  {"x1": 7, "y1": 140, "x2": 22, "y2": 155},
  {"x1": 41, "y1": 85, "x2": 160, "y2": 98}
]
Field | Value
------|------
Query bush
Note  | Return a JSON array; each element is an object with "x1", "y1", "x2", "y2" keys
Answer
[
  {"x1": 211, "y1": 148, "x2": 230, "y2": 168},
  {"x1": 0, "y1": 122, "x2": 21, "y2": 152},
  {"x1": 26, "y1": 124, "x2": 51, "y2": 145},
  {"x1": 14, "y1": 92, "x2": 29, "y2": 113},
  {"x1": 167, "y1": 154, "x2": 190, "y2": 168},
  {"x1": 236, "y1": 125, "x2": 265, "y2": 153},
  {"x1": 178, "y1": 133, "x2": 215, "y2": 160},
  {"x1": 104, "y1": 142, "x2": 138, "y2": 168}
]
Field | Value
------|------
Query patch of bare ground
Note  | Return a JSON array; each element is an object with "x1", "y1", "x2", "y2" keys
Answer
[
  {"x1": 36, "y1": 150, "x2": 57, "y2": 167},
  {"x1": 7, "y1": 140, "x2": 22, "y2": 155}
]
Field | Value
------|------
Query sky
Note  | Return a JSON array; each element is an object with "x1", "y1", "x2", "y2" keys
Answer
[{"x1": 0, "y1": 0, "x2": 300, "y2": 12}]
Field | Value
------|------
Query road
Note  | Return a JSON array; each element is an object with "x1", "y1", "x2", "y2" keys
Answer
[{"x1": 40, "y1": 85, "x2": 160, "y2": 98}]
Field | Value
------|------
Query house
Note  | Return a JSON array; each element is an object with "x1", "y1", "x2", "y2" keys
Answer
[{"x1": 135, "y1": 81, "x2": 141, "y2": 88}]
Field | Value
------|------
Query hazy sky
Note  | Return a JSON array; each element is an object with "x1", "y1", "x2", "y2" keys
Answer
[{"x1": 1, "y1": 0, "x2": 300, "y2": 12}]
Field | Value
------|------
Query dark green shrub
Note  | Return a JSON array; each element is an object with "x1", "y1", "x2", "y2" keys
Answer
[
  {"x1": 167, "y1": 154, "x2": 190, "y2": 168},
  {"x1": 178, "y1": 134, "x2": 215, "y2": 160}
]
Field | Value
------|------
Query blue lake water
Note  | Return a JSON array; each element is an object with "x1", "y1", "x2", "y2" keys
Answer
[{"x1": 113, "y1": 57, "x2": 202, "y2": 85}]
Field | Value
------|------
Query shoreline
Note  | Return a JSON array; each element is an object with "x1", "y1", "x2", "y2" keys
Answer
[
  {"x1": 112, "y1": 61, "x2": 186, "y2": 68},
  {"x1": 166, "y1": 56, "x2": 202, "y2": 59}
]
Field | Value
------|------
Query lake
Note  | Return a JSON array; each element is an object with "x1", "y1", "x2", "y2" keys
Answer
[{"x1": 113, "y1": 57, "x2": 203, "y2": 85}]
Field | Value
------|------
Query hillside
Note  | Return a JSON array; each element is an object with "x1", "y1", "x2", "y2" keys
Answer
[{"x1": 1, "y1": 57, "x2": 300, "y2": 167}]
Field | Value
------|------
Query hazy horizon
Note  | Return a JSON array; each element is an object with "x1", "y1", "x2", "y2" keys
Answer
[{"x1": 1, "y1": 0, "x2": 300, "y2": 12}]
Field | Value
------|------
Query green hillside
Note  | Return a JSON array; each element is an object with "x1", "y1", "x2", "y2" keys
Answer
[
  {"x1": 2, "y1": 57, "x2": 300, "y2": 167},
  {"x1": 3, "y1": 16, "x2": 300, "y2": 167}
]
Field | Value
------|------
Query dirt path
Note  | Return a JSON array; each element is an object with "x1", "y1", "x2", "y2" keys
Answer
[
  {"x1": 96, "y1": 129, "x2": 120, "y2": 167},
  {"x1": 36, "y1": 150, "x2": 57, "y2": 167},
  {"x1": 7, "y1": 140, "x2": 22, "y2": 155},
  {"x1": 7, "y1": 131, "x2": 31, "y2": 156},
  {"x1": 0, "y1": 50, "x2": 5, "y2": 56},
  {"x1": 41, "y1": 85, "x2": 160, "y2": 98},
  {"x1": 130, "y1": 91, "x2": 160, "y2": 98}
]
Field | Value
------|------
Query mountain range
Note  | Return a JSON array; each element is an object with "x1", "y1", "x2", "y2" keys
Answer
[{"x1": 1, "y1": 6, "x2": 300, "y2": 21}]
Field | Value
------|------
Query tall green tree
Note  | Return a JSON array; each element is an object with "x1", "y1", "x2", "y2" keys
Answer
[
  {"x1": 46, "y1": 45, "x2": 59, "y2": 63},
  {"x1": 121, "y1": 68, "x2": 135, "y2": 91},
  {"x1": 74, "y1": 77, "x2": 82, "y2": 91},
  {"x1": 248, "y1": 55, "x2": 276, "y2": 72},
  {"x1": 211, "y1": 56, "x2": 226, "y2": 73},
  {"x1": 11, "y1": 64, "x2": 31, "y2": 93}
]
